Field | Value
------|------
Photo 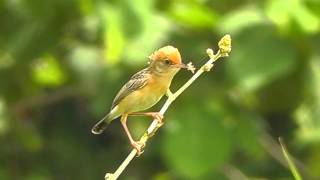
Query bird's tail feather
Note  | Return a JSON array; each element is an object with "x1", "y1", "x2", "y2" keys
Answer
[{"x1": 91, "y1": 113, "x2": 111, "y2": 134}]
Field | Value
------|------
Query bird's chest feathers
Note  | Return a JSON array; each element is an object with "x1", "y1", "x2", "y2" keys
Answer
[
  {"x1": 119, "y1": 74, "x2": 172, "y2": 113},
  {"x1": 143, "y1": 77, "x2": 169, "y2": 99},
  {"x1": 133, "y1": 76, "x2": 169, "y2": 108}
]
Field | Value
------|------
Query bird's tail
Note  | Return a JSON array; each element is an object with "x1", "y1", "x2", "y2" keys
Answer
[{"x1": 91, "y1": 113, "x2": 112, "y2": 134}]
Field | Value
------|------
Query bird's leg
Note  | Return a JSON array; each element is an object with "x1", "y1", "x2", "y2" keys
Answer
[
  {"x1": 120, "y1": 114, "x2": 145, "y2": 156},
  {"x1": 129, "y1": 112, "x2": 164, "y2": 126}
]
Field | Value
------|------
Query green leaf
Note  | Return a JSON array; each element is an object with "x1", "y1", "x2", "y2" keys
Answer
[
  {"x1": 123, "y1": 0, "x2": 171, "y2": 64},
  {"x1": 79, "y1": 0, "x2": 94, "y2": 15},
  {"x1": 266, "y1": 0, "x2": 320, "y2": 34},
  {"x1": 265, "y1": 0, "x2": 294, "y2": 31},
  {"x1": 219, "y1": 6, "x2": 266, "y2": 34},
  {"x1": 307, "y1": 144, "x2": 320, "y2": 177},
  {"x1": 16, "y1": 124, "x2": 43, "y2": 152},
  {"x1": 162, "y1": 101, "x2": 231, "y2": 178},
  {"x1": 99, "y1": 0, "x2": 170, "y2": 65},
  {"x1": 256, "y1": 68, "x2": 304, "y2": 113},
  {"x1": 32, "y1": 54, "x2": 66, "y2": 87},
  {"x1": 227, "y1": 26, "x2": 298, "y2": 91},
  {"x1": 233, "y1": 113, "x2": 263, "y2": 157},
  {"x1": 100, "y1": 3, "x2": 126, "y2": 65},
  {"x1": 0, "y1": 50, "x2": 15, "y2": 69},
  {"x1": 5, "y1": 0, "x2": 76, "y2": 64},
  {"x1": 0, "y1": 97, "x2": 8, "y2": 135},
  {"x1": 294, "y1": 55, "x2": 320, "y2": 143},
  {"x1": 293, "y1": 4, "x2": 320, "y2": 34},
  {"x1": 69, "y1": 45, "x2": 102, "y2": 76},
  {"x1": 168, "y1": 2, "x2": 217, "y2": 29}
]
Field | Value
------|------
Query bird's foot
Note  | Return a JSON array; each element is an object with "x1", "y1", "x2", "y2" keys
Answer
[
  {"x1": 151, "y1": 112, "x2": 164, "y2": 126},
  {"x1": 131, "y1": 140, "x2": 145, "y2": 156}
]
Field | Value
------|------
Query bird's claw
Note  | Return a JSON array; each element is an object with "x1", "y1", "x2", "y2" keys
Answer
[
  {"x1": 152, "y1": 113, "x2": 164, "y2": 126},
  {"x1": 131, "y1": 141, "x2": 145, "y2": 156}
]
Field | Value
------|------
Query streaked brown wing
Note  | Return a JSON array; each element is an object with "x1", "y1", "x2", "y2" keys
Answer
[{"x1": 111, "y1": 68, "x2": 150, "y2": 109}]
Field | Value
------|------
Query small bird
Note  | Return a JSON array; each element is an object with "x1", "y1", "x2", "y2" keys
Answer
[{"x1": 91, "y1": 46, "x2": 188, "y2": 154}]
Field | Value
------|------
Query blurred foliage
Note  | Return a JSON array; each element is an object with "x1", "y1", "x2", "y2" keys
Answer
[{"x1": 0, "y1": 0, "x2": 320, "y2": 179}]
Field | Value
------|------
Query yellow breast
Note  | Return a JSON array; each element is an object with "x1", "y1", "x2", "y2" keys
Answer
[{"x1": 118, "y1": 76, "x2": 171, "y2": 113}]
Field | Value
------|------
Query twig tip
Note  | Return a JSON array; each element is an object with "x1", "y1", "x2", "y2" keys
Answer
[
  {"x1": 206, "y1": 48, "x2": 214, "y2": 59},
  {"x1": 105, "y1": 173, "x2": 115, "y2": 180},
  {"x1": 218, "y1": 34, "x2": 232, "y2": 56}
]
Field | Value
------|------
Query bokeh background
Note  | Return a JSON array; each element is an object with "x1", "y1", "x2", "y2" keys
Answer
[{"x1": 1, "y1": 0, "x2": 320, "y2": 179}]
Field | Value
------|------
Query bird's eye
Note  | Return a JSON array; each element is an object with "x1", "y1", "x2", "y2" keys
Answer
[{"x1": 164, "y1": 59, "x2": 171, "y2": 65}]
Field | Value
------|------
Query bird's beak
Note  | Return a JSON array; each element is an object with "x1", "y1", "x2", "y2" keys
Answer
[{"x1": 173, "y1": 63, "x2": 188, "y2": 69}]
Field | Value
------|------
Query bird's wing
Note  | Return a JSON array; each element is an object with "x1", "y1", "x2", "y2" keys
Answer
[{"x1": 111, "y1": 68, "x2": 150, "y2": 109}]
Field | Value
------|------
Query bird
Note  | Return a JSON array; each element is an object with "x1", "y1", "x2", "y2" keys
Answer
[{"x1": 91, "y1": 46, "x2": 188, "y2": 155}]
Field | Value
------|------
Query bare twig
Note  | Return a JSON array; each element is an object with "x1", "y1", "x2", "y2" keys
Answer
[
  {"x1": 105, "y1": 34, "x2": 232, "y2": 180},
  {"x1": 278, "y1": 137, "x2": 302, "y2": 180},
  {"x1": 259, "y1": 132, "x2": 311, "y2": 179}
]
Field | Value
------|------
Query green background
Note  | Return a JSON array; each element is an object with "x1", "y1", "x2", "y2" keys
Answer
[{"x1": 0, "y1": 0, "x2": 320, "y2": 179}]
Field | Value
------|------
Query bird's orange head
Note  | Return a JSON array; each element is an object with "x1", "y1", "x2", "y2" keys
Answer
[
  {"x1": 149, "y1": 46, "x2": 185, "y2": 67},
  {"x1": 149, "y1": 46, "x2": 181, "y2": 64},
  {"x1": 148, "y1": 45, "x2": 187, "y2": 76}
]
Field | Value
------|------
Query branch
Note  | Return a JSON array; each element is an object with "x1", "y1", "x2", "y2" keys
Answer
[
  {"x1": 278, "y1": 137, "x2": 302, "y2": 180},
  {"x1": 105, "y1": 34, "x2": 232, "y2": 180},
  {"x1": 259, "y1": 132, "x2": 311, "y2": 179}
]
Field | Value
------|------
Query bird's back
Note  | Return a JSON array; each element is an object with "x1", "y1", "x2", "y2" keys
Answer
[{"x1": 111, "y1": 68, "x2": 150, "y2": 110}]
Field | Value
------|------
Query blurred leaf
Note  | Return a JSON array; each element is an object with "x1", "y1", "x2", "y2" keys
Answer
[
  {"x1": 0, "y1": 97, "x2": 8, "y2": 135},
  {"x1": 100, "y1": 3, "x2": 126, "y2": 65},
  {"x1": 8, "y1": 22, "x2": 58, "y2": 63},
  {"x1": 266, "y1": 0, "x2": 320, "y2": 34},
  {"x1": 219, "y1": 6, "x2": 266, "y2": 34},
  {"x1": 120, "y1": 0, "x2": 144, "y2": 39},
  {"x1": 265, "y1": 0, "x2": 293, "y2": 32},
  {"x1": 124, "y1": 0, "x2": 171, "y2": 64},
  {"x1": 305, "y1": 0, "x2": 320, "y2": 17},
  {"x1": 16, "y1": 124, "x2": 43, "y2": 152},
  {"x1": 26, "y1": 173, "x2": 50, "y2": 180},
  {"x1": 307, "y1": 144, "x2": 320, "y2": 177},
  {"x1": 295, "y1": 103, "x2": 320, "y2": 141},
  {"x1": 227, "y1": 26, "x2": 298, "y2": 91},
  {"x1": 293, "y1": 3, "x2": 320, "y2": 33},
  {"x1": 0, "y1": 0, "x2": 3, "y2": 10},
  {"x1": 81, "y1": 15, "x2": 100, "y2": 41},
  {"x1": 79, "y1": 0, "x2": 94, "y2": 15},
  {"x1": 100, "y1": 0, "x2": 170, "y2": 65},
  {"x1": 69, "y1": 45, "x2": 102, "y2": 77},
  {"x1": 0, "y1": 51, "x2": 15, "y2": 69},
  {"x1": 169, "y1": 1, "x2": 217, "y2": 29},
  {"x1": 152, "y1": 172, "x2": 170, "y2": 180},
  {"x1": 32, "y1": 54, "x2": 66, "y2": 87},
  {"x1": 232, "y1": 113, "x2": 263, "y2": 157},
  {"x1": 256, "y1": 68, "x2": 304, "y2": 113},
  {"x1": 4, "y1": 0, "x2": 78, "y2": 64},
  {"x1": 163, "y1": 101, "x2": 231, "y2": 178},
  {"x1": 295, "y1": 55, "x2": 320, "y2": 143}
]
